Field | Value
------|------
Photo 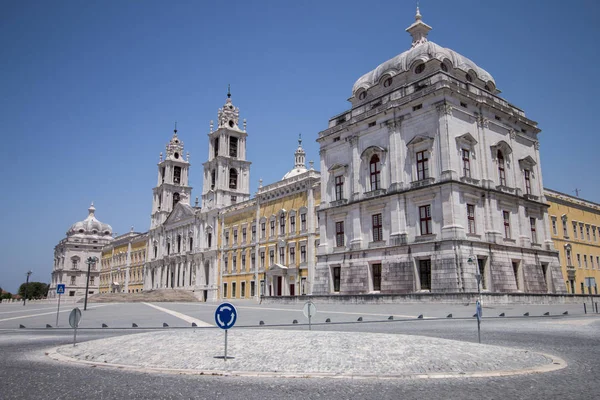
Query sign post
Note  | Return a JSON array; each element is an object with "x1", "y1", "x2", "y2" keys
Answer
[
  {"x1": 69, "y1": 307, "x2": 82, "y2": 347},
  {"x1": 585, "y1": 277, "x2": 596, "y2": 312},
  {"x1": 475, "y1": 300, "x2": 482, "y2": 344},
  {"x1": 302, "y1": 301, "x2": 317, "y2": 331},
  {"x1": 214, "y1": 302, "x2": 237, "y2": 360},
  {"x1": 55, "y1": 284, "x2": 65, "y2": 327}
]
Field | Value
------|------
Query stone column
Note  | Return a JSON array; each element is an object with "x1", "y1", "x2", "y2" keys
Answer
[
  {"x1": 435, "y1": 101, "x2": 455, "y2": 181},
  {"x1": 347, "y1": 135, "x2": 360, "y2": 201}
]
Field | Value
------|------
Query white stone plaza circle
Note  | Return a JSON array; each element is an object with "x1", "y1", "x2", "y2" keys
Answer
[{"x1": 49, "y1": 329, "x2": 566, "y2": 379}]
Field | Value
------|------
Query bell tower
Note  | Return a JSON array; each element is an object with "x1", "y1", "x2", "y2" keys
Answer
[
  {"x1": 151, "y1": 126, "x2": 193, "y2": 228},
  {"x1": 202, "y1": 87, "x2": 251, "y2": 210}
]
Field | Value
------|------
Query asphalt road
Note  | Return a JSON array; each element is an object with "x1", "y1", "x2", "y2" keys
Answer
[{"x1": 1, "y1": 300, "x2": 598, "y2": 400}]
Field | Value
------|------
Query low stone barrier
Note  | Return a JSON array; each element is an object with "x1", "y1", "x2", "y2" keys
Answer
[{"x1": 260, "y1": 292, "x2": 600, "y2": 305}]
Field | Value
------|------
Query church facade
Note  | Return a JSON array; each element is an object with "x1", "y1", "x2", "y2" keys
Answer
[{"x1": 313, "y1": 9, "x2": 565, "y2": 295}]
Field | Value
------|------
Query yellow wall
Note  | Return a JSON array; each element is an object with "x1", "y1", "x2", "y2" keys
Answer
[{"x1": 546, "y1": 190, "x2": 600, "y2": 295}]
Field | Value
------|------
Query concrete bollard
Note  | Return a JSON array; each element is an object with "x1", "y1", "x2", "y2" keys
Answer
[
  {"x1": 388, "y1": 316, "x2": 394, "y2": 320},
  {"x1": 192, "y1": 322, "x2": 197, "y2": 327},
  {"x1": 325, "y1": 318, "x2": 331, "y2": 323},
  {"x1": 102, "y1": 323, "x2": 108, "y2": 328},
  {"x1": 499, "y1": 313, "x2": 505, "y2": 317},
  {"x1": 417, "y1": 314, "x2": 423, "y2": 319},
  {"x1": 132, "y1": 323, "x2": 138, "y2": 328},
  {"x1": 46, "y1": 324, "x2": 52, "y2": 328},
  {"x1": 293, "y1": 320, "x2": 298, "y2": 324},
  {"x1": 163, "y1": 323, "x2": 169, "y2": 327},
  {"x1": 259, "y1": 321, "x2": 264, "y2": 325},
  {"x1": 543, "y1": 312, "x2": 550, "y2": 316},
  {"x1": 446, "y1": 314, "x2": 452, "y2": 318},
  {"x1": 357, "y1": 317, "x2": 363, "y2": 322},
  {"x1": 563, "y1": 311, "x2": 568, "y2": 315},
  {"x1": 523, "y1": 312, "x2": 529, "y2": 317},
  {"x1": 19, "y1": 324, "x2": 25, "y2": 328}
]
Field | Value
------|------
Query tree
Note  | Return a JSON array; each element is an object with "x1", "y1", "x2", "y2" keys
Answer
[{"x1": 18, "y1": 282, "x2": 49, "y2": 300}]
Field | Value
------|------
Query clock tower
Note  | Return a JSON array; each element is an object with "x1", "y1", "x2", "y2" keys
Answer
[{"x1": 202, "y1": 88, "x2": 251, "y2": 210}]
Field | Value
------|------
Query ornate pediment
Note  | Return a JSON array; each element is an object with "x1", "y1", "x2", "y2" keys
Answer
[
  {"x1": 518, "y1": 155, "x2": 536, "y2": 169},
  {"x1": 455, "y1": 132, "x2": 478, "y2": 146},
  {"x1": 406, "y1": 135, "x2": 434, "y2": 148},
  {"x1": 360, "y1": 145, "x2": 387, "y2": 159},
  {"x1": 328, "y1": 163, "x2": 348, "y2": 172},
  {"x1": 164, "y1": 203, "x2": 195, "y2": 226},
  {"x1": 491, "y1": 140, "x2": 512, "y2": 156}
]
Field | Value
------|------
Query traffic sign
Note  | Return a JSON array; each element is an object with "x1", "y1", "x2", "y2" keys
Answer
[
  {"x1": 56, "y1": 284, "x2": 65, "y2": 294},
  {"x1": 69, "y1": 307, "x2": 82, "y2": 329},
  {"x1": 303, "y1": 301, "x2": 316, "y2": 319},
  {"x1": 215, "y1": 303, "x2": 237, "y2": 330}
]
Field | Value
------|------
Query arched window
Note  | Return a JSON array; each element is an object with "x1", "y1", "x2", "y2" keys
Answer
[
  {"x1": 177, "y1": 235, "x2": 181, "y2": 253},
  {"x1": 229, "y1": 168, "x2": 238, "y2": 189},
  {"x1": 369, "y1": 154, "x2": 381, "y2": 191},
  {"x1": 173, "y1": 166, "x2": 181, "y2": 184},
  {"x1": 497, "y1": 150, "x2": 506, "y2": 186},
  {"x1": 229, "y1": 136, "x2": 238, "y2": 157},
  {"x1": 173, "y1": 192, "x2": 180, "y2": 208},
  {"x1": 211, "y1": 169, "x2": 216, "y2": 190},
  {"x1": 214, "y1": 138, "x2": 219, "y2": 157}
]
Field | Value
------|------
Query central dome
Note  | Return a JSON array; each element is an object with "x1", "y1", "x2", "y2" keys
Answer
[
  {"x1": 67, "y1": 203, "x2": 113, "y2": 238},
  {"x1": 352, "y1": 8, "x2": 495, "y2": 95}
]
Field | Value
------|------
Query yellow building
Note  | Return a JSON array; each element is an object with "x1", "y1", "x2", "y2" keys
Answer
[
  {"x1": 545, "y1": 188, "x2": 600, "y2": 294},
  {"x1": 99, "y1": 230, "x2": 148, "y2": 293},
  {"x1": 219, "y1": 139, "x2": 321, "y2": 298}
]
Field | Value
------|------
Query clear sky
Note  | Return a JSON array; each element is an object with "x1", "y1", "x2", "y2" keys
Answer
[{"x1": 1, "y1": 0, "x2": 599, "y2": 293}]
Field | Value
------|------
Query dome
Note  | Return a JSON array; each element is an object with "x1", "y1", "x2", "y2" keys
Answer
[
  {"x1": 352, "y1": 8, "x2": 495, "y2": 95},
  {"x1": 67, "y1": 203, "x2": 113, "y2": 237},
  {"x1": 282, "y1": 167, "x2": 308, "y2": 180}
]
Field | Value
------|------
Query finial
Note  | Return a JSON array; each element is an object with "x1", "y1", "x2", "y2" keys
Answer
[
  {"x1": 406, "y1": 0, "x2": 431, "y2": 48},
  {"x1": 88, "y1": 202, "x2": 96, "y2": 216},
  {"x1": 187, "y1": 152, "x2": 190, "y2": 161},
  {"x1": 130, "y1": 226, "x2": 134, "y2": 232},
  {"x1": 243, "y1": 119, "x2": 247, "y2": 131},
  {"x1": 195, "y1": 196, "x2": 199, "y2": 207},
  {"x1": 210, "y1": 120, "x2": 214, "y2": 133},
  {"x1": 227, "y1": 84, "x2": 231, "y2": 98},
  {"x1": 298, "y1": 133, "x2": 302, "y2": 146},
  {"x1": 309, "y1": 160, "x2": 314, "y2": 170},
  {"x1": 416, "y1": 1, "x2": 421, "y2": 20},
  {"x1": 159, "y1": 152, "x2": 163, "y2": 161},
  {"x1": 259, "y1": 178, "x2": 263, "y2": 188},
  {"x1": 174, "y1": 121, "x2": 177, "y2": 134}
]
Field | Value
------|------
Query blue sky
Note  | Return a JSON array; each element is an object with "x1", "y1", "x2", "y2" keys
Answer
[{"x1": 1, "y1": 0, "x2": 599, "y2": 292}]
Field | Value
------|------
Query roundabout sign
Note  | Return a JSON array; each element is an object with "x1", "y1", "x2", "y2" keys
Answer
[{"x1": 214, "y1": 302, "x2": 237, "y2": 330}]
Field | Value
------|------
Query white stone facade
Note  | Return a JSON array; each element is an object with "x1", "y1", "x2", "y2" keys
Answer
[
  {"x1": 313, "y1": 9, "x2": 565, "y2": 295},
  {"x1": 49, "y1": 204, "x2": 113, "y2": 298}
]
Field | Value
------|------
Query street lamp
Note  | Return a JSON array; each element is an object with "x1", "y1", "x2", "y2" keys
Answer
[
  {"x1": 84, "y1": 257, "x2": 98, "y2": 311},
  {"x1": 23, "y1": 270, "x2": 32, "y2": 306}
]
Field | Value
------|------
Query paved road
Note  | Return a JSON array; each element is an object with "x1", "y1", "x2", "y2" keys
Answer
[{"x1": 0, "y1": 301, "x2": 598, "y2": 399}]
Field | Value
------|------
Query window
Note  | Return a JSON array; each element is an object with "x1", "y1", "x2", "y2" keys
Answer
[
  {"x1": 233, "y1": 229, "x2": 238, "y2": 244},
  {"x1": 573, "y1": 222, "x2": 578, "y2": 239},
  {"x1": 177, "y1": 235, "x2": 182, "y2": 252},
  {"x1": 229, "y1": 136, "x2": 238, "y2": 157},
  {"x1": 70, "y1": 276, "x2": 76, "y2": 285},
  {"x1": 241, "y1": 281, "x2": 246, "y2": 298},
  {"x1": 224, "y1": 256, "x2": 229, "y2": 272},
  {"x1": 591, "y1": 256, "x2": 595, "y2": 270},
  {"x1": 269, "y1": 250, "x2": 274, "y2": 265},
  {"x1": 261, "y1": 222, "x2": 266, "y2": 238},
  {"x1": 300, "y1": 245, "x2": 306, "y2": 263},
  {"x1": 231, "y1": 196, "x2": 237, "y2": 204},
  {"x1": 593, "y1": 226, "x2": 597, "y2": 242},
  {"x1": 415, "y1": 63, "x2": 425, "y2": 74},
  {"x1": 562, "y1": 217, "x2": 568, "y2": 238},
  {"x1": 173, "y1": 192, "x2": 180, "y2": 208},
  {"x1": 242, "y1": 227, "x2": 247, "y2": 243},
  {"x1": 280, "y1": 214, "x2": 285, "y2": 234},
  {"x1": 497, "y1": 151, "x2": 506, "y2": 186},
  {"x1": 251, "y1": 225, "x2": 256, "y2": 241},
  {"x1": 577, "y1": 254, "x2": 581, "y2": 268},
  {"x1": 460, "y1": 102, "x2": 467, "y2": 108},
  {"x1": 72, "y1": 259, "x2": 78, "y2": 269},
  {"x1": 335, "y1": 221, "x2": 345, "y2": 247},
  {"x1": 279, "y1": 247, "x2": 285, "y2": 263},
  {"x1": 232, "y1": 282, "x2": 236, "y2": 298},
  {"x1": 412, "y1": 104, "x2": 422, "y2": 111},
  {"x1": 530, "y1": 218, "x2": 537, "y2": 244},
  {"x1": 419, "y1": 260, "x2": 431, "y2": 290},
  {"x1": 462, "y1": 149, "x2": 471, "y2": 178},
  {"x1": 173, "y1": 166, "x2": 181, "y2": 184},
  {"x1": 566, "y1": 248, "x2": 572, "y2": 265},
  {"x1": 372, "y1": 213, "x2": 383, "y2": 241},
  {"x1": 189, "y1": 237, "x2": 193, "y2": 251},
  {"x1": 223, "y1": 283, "x2": 228, "y2": 298},
  {"x1": 586, "y1": 225, "x2": 591, "y2": 241},
  {"x1": 260, "y1": 251, "x2": 265, "y2": 268},
  {"x1": 419, "y1": 206, "x2": 432, "y2": 235},
  {"x1": 90, "y1": 276, "x2": 95, "y2": 285},
  {"x1": 467, "y1": 204, "x2": 476, "y2": 234},
  {"x1": 250, "y1": 281, "x2": 256, "y2": 297},
  {"x1": 229, "y1": 168, "x2": 238, "y2": 189},
  {"x1": 270, "y1": 220, "x2": 275, "y2": 236},
  {"x1": 335, "y1": 175, "x2": 344, "y2": 200},
  {"x1": 241, "y1": 254, "x2": 246, "y2": 270},
  {"x1": 289, "y1": 247, "x2": 296, "y2": 264},
  {"x1": 524, "y1": 170, "x2": 531, "y2": 195},
  {"x1": 214, "y1": 138, "x2": 219, "y2": 157},
  {"x1": 372, "y1": 263, "x2": 382, "y2": 291},
  {"x1": 290, "y1": 216, "x2": 296, "y2": 233},
  {"x1": 225, "y1": 232, "x2": 229, "y2": 246},
  {"x1": 584, "y1": 255, "x2": 588, "y2": 269},
  {"x1": 416, "y1": 150, "x2": 429, "y2": 180},
  {"x1": 301, "y1": 213, "x2": 307, "y2": 231},
  {"x1": 167, "y1": 243, "x2": 171, "y2": 255},
  {"x1": 551, "y1": 217, "x2": 557, "y2": 236},
  {"x1": 503, "y1": 211, "x2": 511, "y2": 239},
  {"x1": 369, "y1": 154, "x2": 381, "y2": 190},
  {"x1": 251, "y1": 253, "x2": 255, "y2": 270},
  {"x1": 207, "y1": 233, "x2": 212, "y2": 248},
  {"x1": 580, "y1": 223, "x2": 584, "y2": 239},
  {"x1": 211, "y1": 169, "x2": 216, "y2": 189},
  {"x1": 332, "y1": 266, "x2": 341, "y2": 292}
]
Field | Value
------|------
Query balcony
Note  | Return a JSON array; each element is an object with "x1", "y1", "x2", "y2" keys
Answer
[
  {"x1": 523, "y1": 193, "x2": 540, "y2": 201},
  {"x1": 411, "y1": 178, "x2": 435, "y2": 189},
  {"x1": 364, "y1": 189, "x2": 387, "y2": 199},
  {"x1": 495, "y1": 185, "x2": 516, "y2": 194},
  {"x1": 460, "y1": 176, "x2": 480, "y2": 185},
  {"x1": 330, "y1": 198, "x2": 348, "y2": 207}
]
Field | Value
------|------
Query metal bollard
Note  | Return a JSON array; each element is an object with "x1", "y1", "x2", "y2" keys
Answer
[
  {"x1": 596, "y1": 302, "x2": 598, "y2": 313},
  {"x1": 584, "y1": 303, "x2": 587, "y2": 314}
]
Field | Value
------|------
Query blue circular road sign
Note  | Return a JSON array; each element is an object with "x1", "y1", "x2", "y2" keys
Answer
[{"x1": 215, "y1": 302, "x2": 237, "y2": 330}]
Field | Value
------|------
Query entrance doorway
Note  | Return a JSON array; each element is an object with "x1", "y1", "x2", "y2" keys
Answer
[
  {"x1": 276, "y1": 276, "x2": 282, "y2": 296},
  {"x1": 289, "y1": 284, "x2": 295, "y2": 296}
]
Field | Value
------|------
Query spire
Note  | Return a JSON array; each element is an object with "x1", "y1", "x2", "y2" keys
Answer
[
  {"x1": 88, "y1": 202, "x2": 96, "y2": 217},
  {"x1": 294, "y1": 133, "x2": 306, "y2": 169},
  {"x1": 174, "y1": 121, "x2": 178, "y2": 135},
  {"x1": 405, "y1": 4, "x2": 432, "y2": 48},
  {"x1": 227, "y1": 84, "x2": 231, "y2": 99}
]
